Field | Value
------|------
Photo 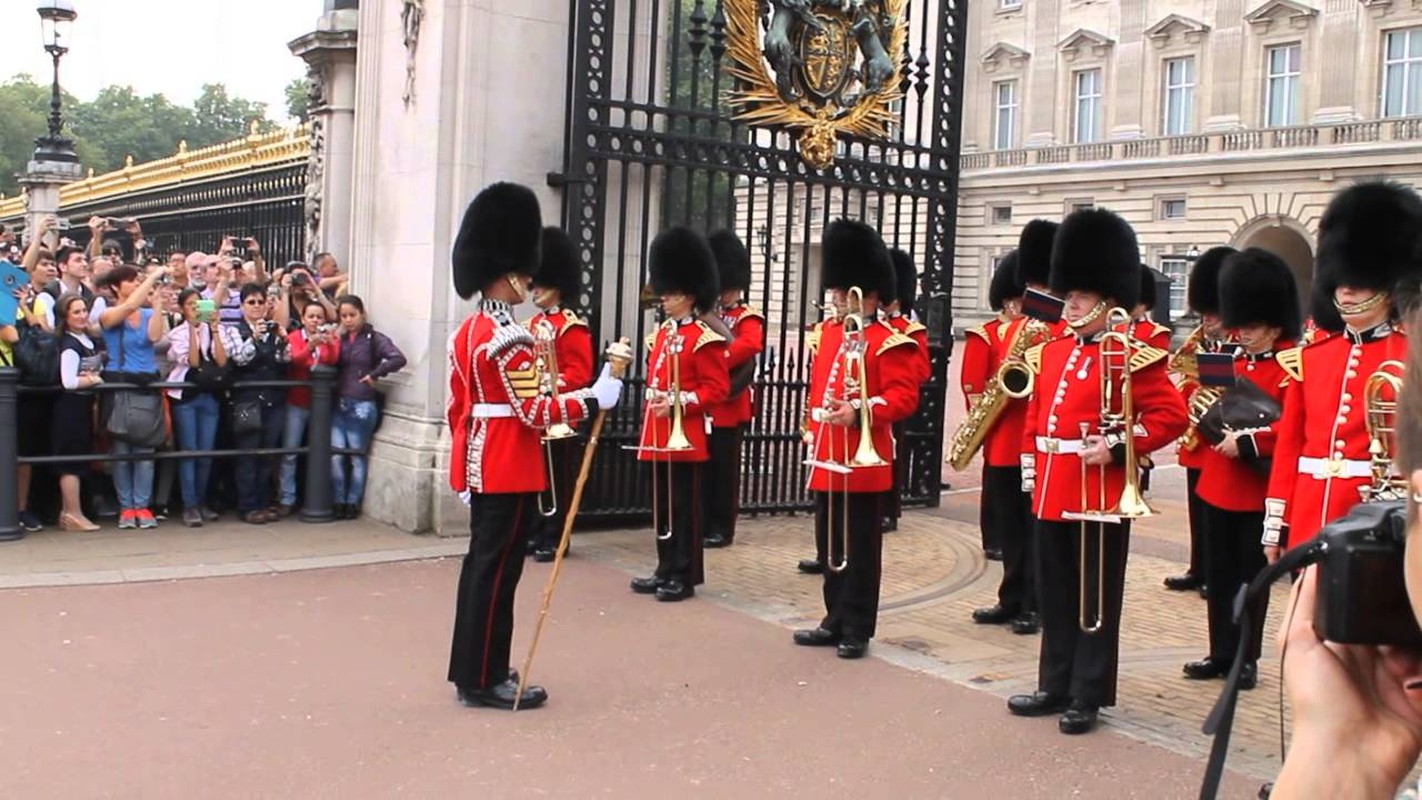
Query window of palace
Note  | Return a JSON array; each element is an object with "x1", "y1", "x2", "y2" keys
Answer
[
  {"x1": 1264, "y1": 43, "x2": 1302, "y2": 127},
  {"x1": 1163, "y1": 56, "x2": 1197, "y2": 135},
  {"x1": 1382, "y1": 26, "x2": 1422, "y2": 118},
  {"x1": 1072, "y1": 68, "x2": 1104, "y2": 143}
]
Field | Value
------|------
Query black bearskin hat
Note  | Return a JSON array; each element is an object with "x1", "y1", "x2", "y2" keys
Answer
[
  {"x1": 1219, "y1": 248, "x2": 1303, "y2": 341},
  {"x1": 889, "y1": 248, "x2": 919, "y2": 315},
  {"x1": 533, "y1": 227, "x2": 582, "y2": 306},
  {"x1": 1016, "y1": 219, "x2": 1058, "y2": 288},
  {"x1": 1315, "y1": 180, "x2": 1422, "y2": 295},
  {"x1": 989, "y1": 251, "x2": 1023, "y2": 312},
  {"x1": 1187, "y1": 246, "x2": 1235, "y2": 316},
  {"x1": 1047, "y1": 208, "x2": 1140, "y2": 308},
  {"x1": 649, "y1": 226, "x2": 720, "y2": 314},
  {"x1": 1309, "y1": 281, "x2": 1345, "y2": 334},
  {"x1": 707, "y1": 229, "x2": 752, "y2": 293},
  {"x1": 1138, "y1": 265, "x2": 1157, "y2": 310},
  {"x1": 822, "y1": 219, "x2": 895, "y2": 304},
  {"x1": 451, "y1": 182, "x2": 543, "y2": 300}
]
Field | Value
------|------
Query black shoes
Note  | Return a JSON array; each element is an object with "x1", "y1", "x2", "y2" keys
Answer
[
  {"x1": 1011, "y1": 612, "x2": 1041, "y2": 635},
  {"x1": 655, "y1": 581, "x2": 693, "y2": 601},
  {"x1": 971, "y1": 604, "x2": 1019, "y2": 625},
  {"x1": 797, "y1": 558, "x2": 824, "y2": 575},
  {"x1": 1182, "y1": 657, "x2": 1231, "y2": 680},
  {"x1": 1163, "y1": 572, "x2": 1203, "y2": 591},
  {"x1": 1058, "y1": 702, "x2": 1100, "y2": 735},
  {"x1": 704, "y1": 534, "x2": 731, "y2": 549},
  {"x1": 984, "y1": 548, "x2": 1003, "y2": 561},
  {"x1": 630, "y1": 576, "x2": 664, "y2": 594},
  {"x1": 837, "y1": 638, "x2": 868, "y2": 659},
  {"x1": 1239, "y1": 662, "x2": 1258, "y2": 691},
  {"x1": 1007, "y1": 691, "x2": 1070, "y2": 717},
  {"x1": 792, "y1": 627, "x2": 841, "y2": 647},
  {"x1": 456, "y1": 678, "x2": 548, "y2": 710},
  {"x1": 881, "y1": 517, "x2": 898, "y2": 532},
  {"x1": 532, "y1": 548, "x2": 556, "y2": 563}
]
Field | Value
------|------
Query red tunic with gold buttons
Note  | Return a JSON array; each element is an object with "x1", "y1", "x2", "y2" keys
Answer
[
  {"x1": 1195, "y1": 345, "x2": 1294, "y2": 512},
  {"x1": 637, "y1": 318, "x2": 731, "y2": 463},
  {"x1": 804, "y1": 318, "x2": 922, "y2": 493},
  {"x1": 888, "y1": 312, "x2": 931, "y2": 385},
  {"x1": 708, "y1": 302, "x2": 766, "y2": 428},
  {"x1": 1020, "y1": 333, "x2": 1189, "y2": 522},
  {"x1": 525, "y1": 306, "x2": 595, "y2": 394},
  {"x1": 977, "y1": 316, "x2": 1052, "y2": 468},
  {"x1": 960, "y1": 319, "x2": 1003, "y2": 409},
  {"x1": 1265, "y1": 323, "x2": 1407, "y2": 549},
  {"x1": 1132, "y1": 318, "x2": 1173, "y2": 349},
  {"x1": 447, "y1": 300, "x2": 597, "y2": 495}
]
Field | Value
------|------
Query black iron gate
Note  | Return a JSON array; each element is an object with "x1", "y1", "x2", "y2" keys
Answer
[{"x1": 560, "y1": 0, "x2": 967, "y2": 522}]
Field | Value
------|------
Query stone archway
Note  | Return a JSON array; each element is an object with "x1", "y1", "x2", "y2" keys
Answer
[{"x1": 1233, "y1": 216, "x2": 1315, "y2": 306}]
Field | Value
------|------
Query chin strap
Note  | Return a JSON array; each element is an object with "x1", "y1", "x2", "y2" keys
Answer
[{"x1": 1198, "y1": 542, "x2": 1324, "y2": 800}]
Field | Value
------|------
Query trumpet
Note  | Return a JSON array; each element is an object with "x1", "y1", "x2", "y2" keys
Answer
[
  {"x1": 1063, "y1": 307, "x2": 1154, "y2": 633},
  {"x1": 533, "y1": 319, "x2": 576, "y2": 518},
  {"x1": 1361, "y1": 360, "x2": 1406, "y2": 503},
  {"x1": 804, "y1": 286, "x2": 886, "y2": 574}
]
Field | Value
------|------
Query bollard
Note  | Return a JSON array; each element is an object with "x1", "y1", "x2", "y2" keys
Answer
[
  {"x1": 0, "y1": 369, "x2": 21, "y2": 541},
  {"x1": 300, "y1": 365, "x2": 337, "y2": 523}
]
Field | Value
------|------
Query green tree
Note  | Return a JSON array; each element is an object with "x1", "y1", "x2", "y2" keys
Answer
[
  {"x1": 187, "y1": 83, "x2": 276, "y2": 147},
  {"x1": 0, "y1": 74, "x2": 101, "y2": 197},
  {"x1": 285, "y1": 77, "x2": 311, "y2": 123}
]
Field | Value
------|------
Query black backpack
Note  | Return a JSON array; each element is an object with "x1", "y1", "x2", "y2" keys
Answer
[{"x1": 13, "y1": 319, "x2": 59, "y2": 387}]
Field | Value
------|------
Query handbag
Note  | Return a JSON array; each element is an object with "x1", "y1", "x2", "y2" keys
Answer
[
  {"x1": 1197, "y1": 376, "x2": 1282, "y2": 476},
  {"x1": 105, "y1": 317, "x2": 167, "y2": 448},
  {"x1": 232, "y1": 399, "x2": 263, "y2": 436},
  {"x1": 183, "y1": 328, "x2": 230, "y2": 400}
]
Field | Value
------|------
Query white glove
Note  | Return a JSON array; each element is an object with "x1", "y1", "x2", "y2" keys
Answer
[
  {"x1": 591, "y1": 362, "x2": 624, "y2": 409},
  {"x1": 459, "y1": 489, "x2": 472, "y2": 507}
]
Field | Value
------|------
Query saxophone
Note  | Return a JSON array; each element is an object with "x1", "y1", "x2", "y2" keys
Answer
[
  {"x1": 945, "y1": 317, "x2": 1046, "y2": 471},
  {"x1": 1169, "y1": 326, "x2": 1217, "y2": 451}
]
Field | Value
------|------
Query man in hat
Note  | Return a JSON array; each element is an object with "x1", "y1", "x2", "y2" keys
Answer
[
  {"x1": 630, "y1": 227, "x2": 731, "y2": 601},
  {"x1": 703, "y1": 230, "x2": 765, "y2": 549},
  {"x1": 1264, "y1": 181, "x2": 1420, "y2": 558},
  {"x1": 1183, "y1": 248, "x2": 1301, "y2": 689},
  {"x1": 968, "y1": 252, "x2": 1045, "y2": 635},
  {"x1": 524, "y1": 226, "x2": 596, "y2": 562},
  {"x1": 881, "y1": 248, "x2": 931, "y2": 534},
  {"x1": 1165, "y1": 245, "x2": 1236, "y2": 596},
  {"x1": 446, "y1": 182, "x2": 626, "y2": 710},
  {"x1": 1131, "y1": 265, "x2": 1173, "y2": 348},
  {"x1": 1007, "y1": 207, "x2": 1187, "y2": 734},
  {"x1": 792, "y1": 220, "x2": 922, "y2": 659}
]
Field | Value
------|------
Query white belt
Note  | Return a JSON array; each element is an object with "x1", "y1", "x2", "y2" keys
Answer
[
  {"x1": 1297, "y1": 456, "x2": 1371, "y2": 479},
  {"x1": 471, "y1": 403, "x2": 515, "y2": 419},
  {"x1": 1036, "y1": 436, "x2": 1083, "y2": 455}
]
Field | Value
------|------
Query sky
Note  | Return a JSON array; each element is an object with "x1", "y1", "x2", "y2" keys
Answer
[{"x1": 0, "y1": 0, "x2": 323, "y2": 123}]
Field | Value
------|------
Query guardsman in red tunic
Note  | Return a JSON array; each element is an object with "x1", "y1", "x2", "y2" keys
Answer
[
  {"x1": 793, "y1": 219, "x2": 921, "y2": 659},
  {"x1": 1130, "y1": 266, "x2": 1173, "y2": 349},
  {"x1": 883, "y1": 248, "x2": 930, "y2": 533},
  {"x1": 969, "y1": 253, "x2": 1049, "y2": 635},
  {"x1": 524, "y1": 226, "x2": 596, "y2": 562},
  {"x1": 1007, "y1": 208, "x2": 1188, "y2": 734},
  {"x1": 630, "y1": 228, "x2": 731, "y2": 602},
  {"x1": 445, "y1": 183, "x2": 625, "y2": 710},
  {"x1": 958, "y1": 266, "x2": 1008, "y2": 558},
  {"x1": 1264, "y1": 181, "x2": 1421, "y2": 558},
  {"x1": 1166, "y1": 246, "x2": 1236, "y2": 596},
  {"x1": 703, "y1": 230, "x2": 765, "y2": 549},
  {"x1": 1182, "y1": 248, "x2": 1300, "y2": 690}
]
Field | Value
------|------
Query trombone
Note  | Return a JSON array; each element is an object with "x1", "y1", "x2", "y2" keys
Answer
[
  {"x1": 534, "y1": 319, "x2": 577, "y2": 518},
  {"x1": 803, "y1": 286, "x2": 886, "y2": 574},
  {"x1": 1063, "y1": 307, "x2": 1155, "y2": 633}
]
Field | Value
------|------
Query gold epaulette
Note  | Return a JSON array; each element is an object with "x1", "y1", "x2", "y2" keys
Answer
[
  {"x1": 1128, "y1": 343, "x2": 1170, "y2": 373},
  {"x1": 692, "y1": 321, "x2": 728, "y2": 351},
  {"x1": 807, "y1": 322, "x2": 823, "y2": 354},
  {"x1": 904, "y1": 320, "x2": 928, "y2": 338},
  {"x1": 560, "y1": 310, "x2": 589, "y2": 334},
  {"x1": 1141, "y1": 321, "x2": 1171, "y2": 341},
  {"x1": 738, "y1": 306, "x2": 765, "y2": 324},
  {"x1": 1024, "y1": 342, "x2": 1045, "y2": 372},
  {"x1": 965, "y1": 324, "x2": 990, "y2": 342},
  {"x1": 506, "y1": 363, "x2": 540, "y2": 399},
  {"x1": 876, "y1": 332, "x2": 917, "y2": 357},
  {"x1": 1276, "y1": 347, "x2": 1303, "y2": 381}
]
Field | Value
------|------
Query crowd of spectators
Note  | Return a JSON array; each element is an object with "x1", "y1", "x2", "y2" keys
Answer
[{"x1": 0, "y1": 215, "x2": 406, "y2": 533}]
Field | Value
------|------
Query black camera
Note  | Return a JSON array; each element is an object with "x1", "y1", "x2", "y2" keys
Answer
[
  {"x1": 1313, "y1": 501, "x2": 1422, "y2": 647},
  {"x1": 292, "y1": 271, "x2": 310, "y2": 286}
]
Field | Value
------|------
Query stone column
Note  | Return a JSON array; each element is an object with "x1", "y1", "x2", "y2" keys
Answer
[
  {"x1": 346, "y1": 0, "x2": 578, "y2": 533},
  {"x1": 19, "y1": 159, "x2": 82, "y2": 249},
  {"x1": 289, "y1": 7, "x2": 359, "y2": 267}
]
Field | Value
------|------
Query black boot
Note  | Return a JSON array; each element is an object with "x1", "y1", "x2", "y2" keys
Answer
[
  {"x1": 456, "y1": 678, "x2": 548, "y2": 710},
  {"x1": 1058, "y1": 701, "x2": 1099, "y2": 735},
  {"x1": 655, "y1": 580, "x2": 694, "y2": 602},
  {"x1": 703, "y1": 533, "x2": 730, "y2": 549},
  {"x1": 1011, "y1": 612, "x2": 1040, "y2": 635},
  {"x1": 1163, "y1": 572, "x2": 1203, "y2": 591},
  {"x1": 797, "y1": 558, "x2": 824, "y2": 575},
  {"x1": 792, "y1": 627, "x2": 840, "y2": 647},
  {"x1": 630, "y1": 576, "x2": 664, "y2": 594},
  {"x1": 1182, "y1": 657, "x2": 1231, "y2": 680},
  {"x1": 836, "y1": 638, "x2": 868, "y2": 659},
  {"x1": 971, "y1": 604, "x2": 1018, "y2": 625},
  {"x1": 1007, "y1": 691, "x2": 1070, "y2": 717}
]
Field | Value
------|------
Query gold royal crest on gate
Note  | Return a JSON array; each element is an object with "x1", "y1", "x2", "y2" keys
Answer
[{"x1": 725, "y1": 0, "x2": 908, "y2": 170}]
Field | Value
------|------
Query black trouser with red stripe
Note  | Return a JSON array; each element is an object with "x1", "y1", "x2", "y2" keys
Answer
[
  {"x1": 1186, "y1": 467, "x2": 1208, "y2": 579},
  {"x1": 1201, "y1": 503, "x2": 1269, "y2": 662},
  {"x1": 531, "y1": 436, "x2": 580, "y2": 552},
  {"x1": 705, "y1": 426, "x2": 743, "y2": 543},
  {"x1": 1035, "y1": 518, "x2": 1130, "y2": 707},
  {"x1": 814, "y1": 491, "x2": 886, "y2": 640},
  {"x1": 983, "y1": 466, "x2": 1034, "y2": 612},
  {"x1": 448, "y1": 493, "x2": 535, "y2": 691},
  {"x1": 653, "y1": 461, "x2": 704, "y2": 586}
]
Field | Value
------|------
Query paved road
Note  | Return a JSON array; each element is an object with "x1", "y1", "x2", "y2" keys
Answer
[{"x1": 1, "y1": 556, "x2": 1255, "y2": 798}]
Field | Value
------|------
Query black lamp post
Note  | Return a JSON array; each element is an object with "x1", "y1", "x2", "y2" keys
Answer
[{"x1": 34, "y1": 0, "x2": 78, "y2": 164}]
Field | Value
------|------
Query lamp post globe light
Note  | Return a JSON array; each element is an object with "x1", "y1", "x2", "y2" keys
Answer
[{"x1": 34, "y1": 0, "x2": 78, "y2": 164}]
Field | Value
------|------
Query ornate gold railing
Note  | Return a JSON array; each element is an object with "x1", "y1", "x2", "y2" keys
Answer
[
  {"x1": 961, "y1": 116, "x2": 1422, "y2": 172},
  {"x1": 0, "y1": 122, "x2": 310, "y2": 219}
]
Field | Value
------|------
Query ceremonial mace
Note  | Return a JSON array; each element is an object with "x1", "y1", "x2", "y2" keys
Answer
[{"x1": 514, "y1": 337, "x2": 635, "y2": 710}]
